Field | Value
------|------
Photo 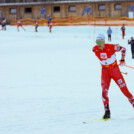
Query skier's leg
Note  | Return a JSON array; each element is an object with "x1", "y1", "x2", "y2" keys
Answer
[
  {"x1": 49, "y1": 25, "x2": 52, "y2": 32},
  {"x1": 35, "y1": 25, "x2": 38, "y2": 32},
  {"x1": 22, "y1": 26, "x2": 25, "y2": 31},
  {"x1": 101, "y1": 67, "x2": 111, "y2": 119},
  {"x1": 123, "y1": 31, "x2": 125, "y2": 39},
  {"x1": 122, "y1": 32, "x2": 124, "y2": 39},
  {"x1": 112, "y1": 66, "x2": 134, "y2": 107},
  {"x1": 101, "y1": 68, "x2": 111, "y2": 111},
  {"x1": 17, "y1": 25, "x2": 19, "y2": 31}
]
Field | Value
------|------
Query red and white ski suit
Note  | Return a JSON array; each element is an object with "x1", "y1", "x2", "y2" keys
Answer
[
  {"x1": 93, "y1": 44, "x2": 134, "y2": 110},
  {"x1": 49, "y1": 22, "x2": 53, "y2": 32},
  {"x1": 121, "y1": 26, "x2": 125, "y2": 39},
  {"x1": 17, "y1": 20, "x2": 22, "y2": 28}
]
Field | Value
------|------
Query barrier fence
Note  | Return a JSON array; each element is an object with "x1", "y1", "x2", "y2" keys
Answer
[{"x1": 10, "y1": 16, "x2": 134, "y2": 26}]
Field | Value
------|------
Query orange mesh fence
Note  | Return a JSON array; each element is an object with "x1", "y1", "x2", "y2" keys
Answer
[
  {"x1": 11, "y1": 18, "x2": 48, "y2": 26},
  {"x1": 10, "y1": 16, "x2": 134, "y2": 26}
]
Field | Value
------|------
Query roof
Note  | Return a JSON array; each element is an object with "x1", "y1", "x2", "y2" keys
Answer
[{"x1": 0, "y1": 0, "x2": 133, "y2": 6}]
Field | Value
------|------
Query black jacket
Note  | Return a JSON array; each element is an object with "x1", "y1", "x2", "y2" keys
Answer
[{"x1": 128, "y1": 40, "x2": 134, "y2": 50}]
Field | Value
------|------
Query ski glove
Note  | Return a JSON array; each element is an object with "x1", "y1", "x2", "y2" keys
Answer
[{"x1": 120, "y1": 59, "x2": 125, "y2": 66}]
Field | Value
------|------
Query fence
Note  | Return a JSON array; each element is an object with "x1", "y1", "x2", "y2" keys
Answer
[{"x1": 10, "y1": 16, "x2": 134, "y2": 26}]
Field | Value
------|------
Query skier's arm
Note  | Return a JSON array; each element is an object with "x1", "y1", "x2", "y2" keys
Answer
[
  {"x1": 128, "y1": 40, "x2": 131, "y2": 44},
  {"x1": 92, "y1": 47, "x2": 95, "y2": 52},
  {"x1": 113, "y1": 44, "x2": 126, "y2": 57},
  {"x1": 121, "y1": 56, "x2": 125, "y2": 60},
  {"x1": 113, "y1": 44, "x2": 126, "y2": 65}
]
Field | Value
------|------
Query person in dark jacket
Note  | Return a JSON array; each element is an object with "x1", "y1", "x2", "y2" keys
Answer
[
  {"x1": 1, "y1": 17, "x2": 6, "y2": 31},
  {"x1": 128, "y1": 37, "x2": 134, "y2": 58},
  {"x1": 47, "y1": 15, "x2": 51, "y2": 27},
  {"x1": 35, "y1": 21, "x2": 38, "y2": 32}
]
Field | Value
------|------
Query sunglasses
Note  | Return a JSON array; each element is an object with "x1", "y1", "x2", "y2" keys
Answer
[{"x1": 96, "y1": 40, "x2": 104, "y2": 44}]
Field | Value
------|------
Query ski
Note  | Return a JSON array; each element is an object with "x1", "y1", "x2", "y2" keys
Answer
[{"x1": 83, "y1": 118, "x2": 110, "y2": 124}]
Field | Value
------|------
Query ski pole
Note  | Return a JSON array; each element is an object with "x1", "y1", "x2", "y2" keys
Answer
[
  {"x1": 124, "y1": 65, "x2": 134, "y2": 69},
  {"x1": 118, "y1": 64, "x2": 134, "y2": 69},
  {"x1": 121, "y1": 72, "x2": 128, "y2": 75}
]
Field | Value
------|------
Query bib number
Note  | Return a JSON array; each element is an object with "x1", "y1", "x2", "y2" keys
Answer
[{"x1": 100, "y1": 53, "x2": 107, "y2": 59}]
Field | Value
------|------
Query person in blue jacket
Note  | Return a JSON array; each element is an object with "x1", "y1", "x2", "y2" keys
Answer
[
  {"x1": 47, "y1": 15, "x2": 51, "y2": 27},
  {"x1": 107, "y1": 27, "x2": 112, "y2": 42}
]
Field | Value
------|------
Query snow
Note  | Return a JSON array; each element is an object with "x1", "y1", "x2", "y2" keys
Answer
[{"x1": 0, "y1": 25, "x2": 134, "y2": 134}]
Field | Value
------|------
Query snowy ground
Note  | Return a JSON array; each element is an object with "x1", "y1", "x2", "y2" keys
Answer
[{"x1": 0, "y1": 25, "x2": 134, "y2": 134}]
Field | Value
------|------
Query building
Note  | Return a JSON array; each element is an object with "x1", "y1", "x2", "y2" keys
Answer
[{"x1": 0, "y1": 0, "x2": 134, "y2": 23}]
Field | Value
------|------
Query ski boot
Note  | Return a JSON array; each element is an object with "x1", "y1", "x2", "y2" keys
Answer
[
  {"x1": 102, "y1": 110, "x2": 110, "y2": 120},
  {"x1": 129, "y1": 99, "x2": 134, "y2": 107}
]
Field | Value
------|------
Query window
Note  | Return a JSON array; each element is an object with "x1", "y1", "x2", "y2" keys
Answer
[
  {"x1": 69, "y1": 6, "x2": 76, "y2": 12},
  {"x1": 10, "y1": 8, "x2": 16, "y2": 14},
  {"x1": 98, "y1": 5, "x2": 106, "y2": 11},
  {"x1": 53, "y1": 6, "x2": 60, "y2": 12},
  {"x1": 25, "y1": 8, "x2": 32, "y2": 13},
  {"x1": 114, "y1": 4, "x2": 122, "y2": 10}
]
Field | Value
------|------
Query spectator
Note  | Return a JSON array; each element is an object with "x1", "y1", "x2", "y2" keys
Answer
[
  {"x1": 107, "y1": 27, "x2": 112, "y2": 42},
  {"x1": 35, "y1": 21, "x2": 38, "y2": 32},
  {"x1": 128, "y1": 37, "x2": 134, "y2": 58},
  {"x1": 1, "y1": 17, "x2": 6, "y2": 31},
  {"x1": 121, "y1": 24, "x2": 125, "y2": 39},
  {"x1": 47, "y1": 15, "x2": 51, "y2": 27}
]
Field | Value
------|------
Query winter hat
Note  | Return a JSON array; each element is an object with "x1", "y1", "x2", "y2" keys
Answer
[{"x1": 96, "y1": 33, "x2": 105, "y2": 41}]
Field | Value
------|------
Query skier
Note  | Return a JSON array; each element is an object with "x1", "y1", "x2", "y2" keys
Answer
[
  {"x1": 1, "y1": 17, "x2": 6, "y2": 31},
  {"x1": 107, "y1": 27, "x2": 112, "y2": 42},
  {"x1": 47, "y1": 15, "x2": 51, "y2": 27},
  {"x1": 17, "y1": 19, "x2": 25, "y2": 31},
  {"x1": 121, "y1": 24, "x2": 125, "y2": 39},
  {"x1": 35, "y1": 21, "x2": 38, "y2": 32},
  {"x1": 49, "y1": 21, "x2": 53, "y2": 32},
  {"x1": 128, "y1": 37, "x2": 134, "y2": 58},
  {"x1": 92, "y1": 33, "x2": 134, "y2": 120}
]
